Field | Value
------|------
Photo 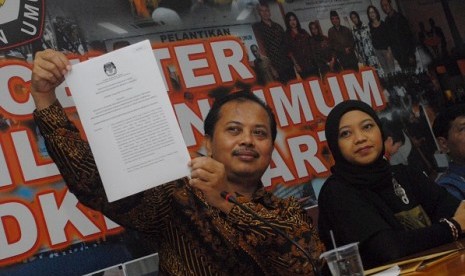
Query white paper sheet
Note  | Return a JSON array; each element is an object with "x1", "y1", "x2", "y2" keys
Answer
[
  {"x1": 65, "y1": 40, "x2": 190, "y2": 202},
  {"x1": 371, "y1": 265, "x2": 400, "y2": 276}
]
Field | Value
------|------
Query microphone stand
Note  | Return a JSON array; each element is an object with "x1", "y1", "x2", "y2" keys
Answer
[{"x1": 221, "y1": 191, "x2": 321, "y2": 276}]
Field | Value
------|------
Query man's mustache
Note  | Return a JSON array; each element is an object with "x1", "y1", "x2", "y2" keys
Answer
[{"x1": 232, "y1": 148, "x2": 259, "y2": 157}]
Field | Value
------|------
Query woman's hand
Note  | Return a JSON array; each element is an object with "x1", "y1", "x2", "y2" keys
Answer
[
  {"x1": 189, "y1": 156, "x2": 233, "y2": 213},
  {"x1": 453, "y1": 201, "x2": 465, "y2": 233}
]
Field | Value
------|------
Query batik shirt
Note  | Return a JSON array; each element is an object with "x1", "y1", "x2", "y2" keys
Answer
[
  {"x1": 252, "y1": 21, "x2": 293, "y2": 72},
  {"x1": 33, "y1": 101, "x2": 325, "y2": 276}
]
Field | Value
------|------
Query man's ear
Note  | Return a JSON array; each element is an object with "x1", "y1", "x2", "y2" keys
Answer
[
  {"x1": 436, "y1": 137, "x2": 449, "y2": 154},
  {"x1": 204, "y1": 135, "x2": 213, "y2": 157}
]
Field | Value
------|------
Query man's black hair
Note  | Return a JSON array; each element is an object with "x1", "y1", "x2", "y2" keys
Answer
[
  {"x1": 204, "y1": 91, "x2": 277, "y2": 142},
  {"x1": 432, "y1": 104, "x2": 465, "y2": 139},
  {"x1": 381, "y1": 118, "x2": 405, "y2": 144}
]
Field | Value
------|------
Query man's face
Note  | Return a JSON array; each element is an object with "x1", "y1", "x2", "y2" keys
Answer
[
  {"x1": 205, "y1": 100, "x2": 274, "y2": 183},
  {"x1": 257, "y1": 5, "x2": 271, "y2": 22},
  {"x1": 330, "y1": 15, "x2": 340, "y2": 27},
  {"x1": 439, "y1": 116, "x2": 465, "y2": 165},
  {"x1": 381, "y1": 0, "x2": 393, "y2": 15}
]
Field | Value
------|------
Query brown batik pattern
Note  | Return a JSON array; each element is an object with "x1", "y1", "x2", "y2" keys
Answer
[{"x1": 34, "y1": 101, "x2": 325, "y2": 275}]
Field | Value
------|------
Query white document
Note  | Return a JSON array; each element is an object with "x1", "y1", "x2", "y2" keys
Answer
[
  {"x1": 370, "y1": 265, "x2": 400, "y2": 276},
  {"x1": 65, "y1": 40, "x2": 191, "y2": 202}
]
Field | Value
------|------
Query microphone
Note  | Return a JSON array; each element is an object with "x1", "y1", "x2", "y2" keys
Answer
[
  {"x1": 220, "y1": 191, "x2": 321, "y2": 276},
  {"x1": 220, "y1": 191, "x2": 239, "y2": 204}
]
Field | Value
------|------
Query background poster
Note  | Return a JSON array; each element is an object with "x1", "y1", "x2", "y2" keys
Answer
[{"x1": 1, "y1": 0, "x2": 464, "y2": 275}]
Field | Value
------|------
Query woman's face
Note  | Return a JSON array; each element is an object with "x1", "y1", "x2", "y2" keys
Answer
[
  {"x1": 368, "y1": 8, "x2": 377, "y2": 21},
  {"x1": 350, "y1": 14, "x2": 359, "y2": 25},
  {"x1": 289, "y1": 16, "x2": 298, "y2": 29},
  {"x1": 337, "y1": 110, "x2": 383, "y2": 166},
  {"x1": 310, "y1": 24, "x2": 318, "y2": 35}
]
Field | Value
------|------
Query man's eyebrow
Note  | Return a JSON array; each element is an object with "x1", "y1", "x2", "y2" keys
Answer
[
  {"x1": 225, "y1": 121, "x2": 269, "y2": 129},
  {"x1": 225, "y1": 120, "x2": 242, "y2": 125}
]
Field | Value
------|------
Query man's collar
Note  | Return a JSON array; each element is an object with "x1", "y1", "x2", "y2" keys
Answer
[{"x1": 233, "y1": 183, "x2": 266, "y2": 202}]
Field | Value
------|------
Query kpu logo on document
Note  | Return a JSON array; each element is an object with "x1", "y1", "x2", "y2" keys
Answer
[
  {"x1": 0, "y1": 0, "x2": 45, "y2": 51},
  {"x1": 104, "y1": 62, "x2": 117, "y2": 76}
]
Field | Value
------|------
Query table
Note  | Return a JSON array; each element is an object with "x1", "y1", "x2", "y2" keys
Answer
[
  {"x1": 406, "y1": 238, "x2": 465, "y2": 275},
  {"x1": 365, "y1": 238, "x2": 465, "y2": 276}
]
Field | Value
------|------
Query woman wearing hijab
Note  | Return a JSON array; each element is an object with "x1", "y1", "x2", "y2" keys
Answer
[{"x1": 318, "y1": 100, "x2": 465, "y2": 269}]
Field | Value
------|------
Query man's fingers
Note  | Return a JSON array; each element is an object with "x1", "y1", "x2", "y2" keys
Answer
[
  {"x1": 189, "y1": 177, "x2": 209, "y2": 190},
  {"x1": 33, "y1": 65, "x2": 60, "y2": 84},
  {"x1": 190, "y1": 156, "x2": 223, "y2": 174},
  {"x1": 37, "y1": 58, "x2": 66, "y2": 80},
  {"x1": 35, "y1": 50, "x2": 70, "y2": 80},
  {"x1": 190, "y1": 167, "x2": 214, "y2": 182},
  {"x1": 41, "y1": 49, "x2": 70, "y2": 68}
]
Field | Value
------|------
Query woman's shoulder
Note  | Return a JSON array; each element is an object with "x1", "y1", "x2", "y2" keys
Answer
[
  {"x1": 390, "y1": 164, "x2": 431, "y2": 191},
  {"x1": 390, "y1": 164, "x2": 409, "y2": 173},
  {"x1": 319, "y1": 175, "x2": 356, "y2": 197},
  {"x1": 391, "y1": 164, "x2": 425, "y2": 179}
]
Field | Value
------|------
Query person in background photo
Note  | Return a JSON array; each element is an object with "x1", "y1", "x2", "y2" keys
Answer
[
  {"x1": 308, "y1": 21, "x2": 337, "y2": 77},
  {"x1": 252, "y1": 2, "x2": 296, "y2": 84},
  {"x1": 250, "y1": 44, "x2": 276, "y2": 85},
  {"x1": 318, "y1": 100, "x2": 465, "y2": 269},
  {"x1": 380, "y1": 0, "x2": 416, "y2": 71},
  {"x1": 426, "y1": 17, "x2": 448, "y2": 59},
  {"x1": 404, "y1": 101, "x2": 438, "y2": 178},
  {"x1": 30, "y1": 49, "x2": 325, "y2": 275},
  {"x1": 349, "y1": 11, "x2": 381, "y2": 73},
  {"x1": 381, "y1": 117, "x2": 405, "y2": 161},
  {"x1": 367, "y1": 5, "x2": 395, "y2": 76},
  {"x1": 417, "y1": 21, "x2": 428, "y2": 48},
  {"x1": 284, "y1": 12, "x2": 319, "y2": 79},
  {"x1": 53, "y1": 17, "x2": 88, "y2": 55},
  {"x1": 327, "y1": 10, "x2": 359, "y2": 72},
  {"x1": 433, "y1": 104, "x2": 465, "y2": 200}
]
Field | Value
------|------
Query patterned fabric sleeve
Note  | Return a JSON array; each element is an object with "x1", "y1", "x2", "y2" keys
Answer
[
  {"x1": 33, "y1": 100, "x2": 174, "y2": 235},
  {"x1": 226, "y1": 195, "x2": 325, "y2": 274}
]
